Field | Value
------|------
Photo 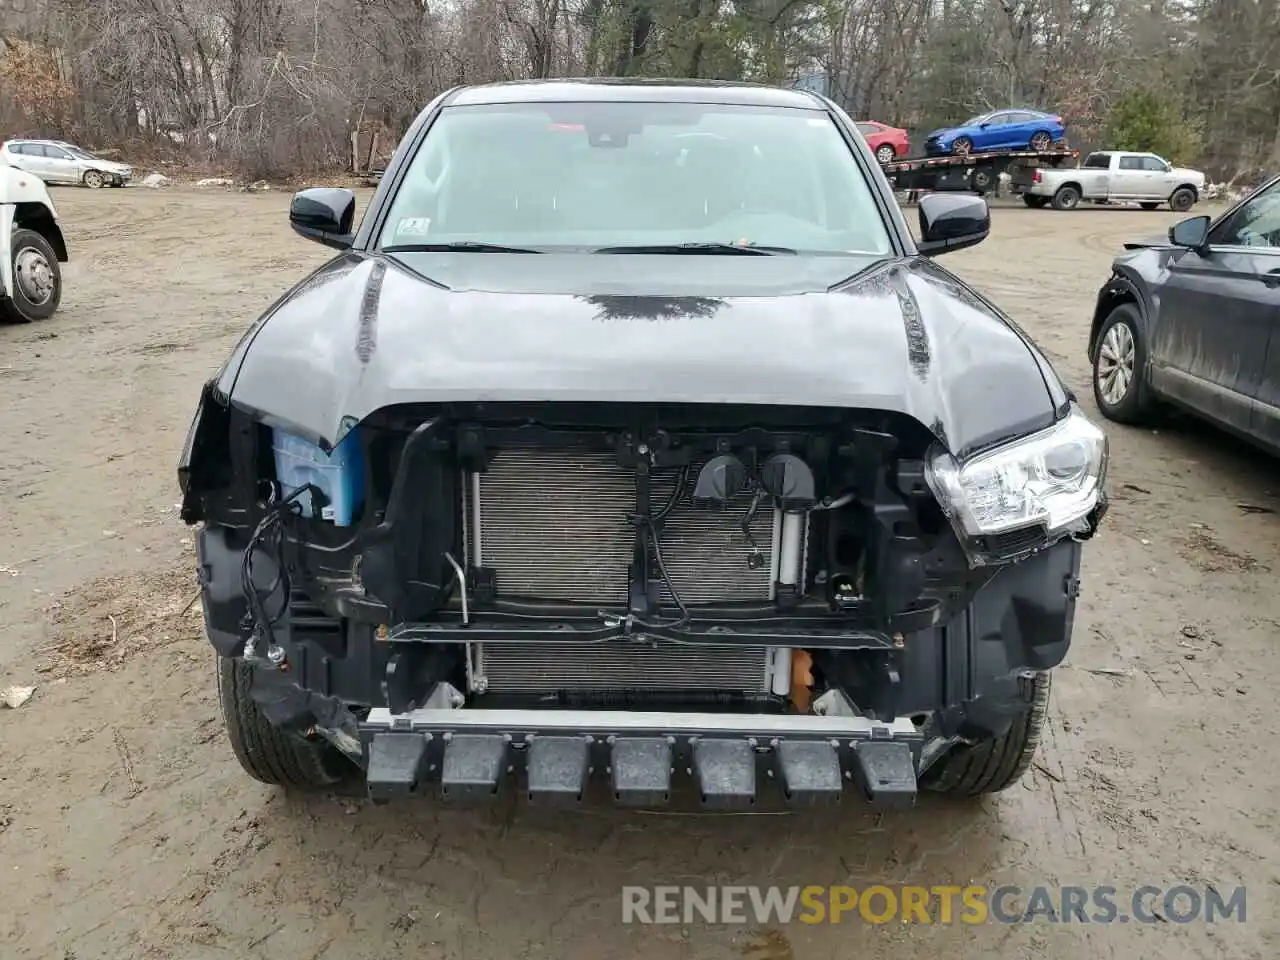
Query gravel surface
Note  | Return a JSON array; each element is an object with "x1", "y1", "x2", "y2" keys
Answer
[{"x1": 0, "y1": 187, "x2": 1276, "y2": 959}]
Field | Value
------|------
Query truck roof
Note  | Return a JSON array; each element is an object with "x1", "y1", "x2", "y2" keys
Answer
[{"x1": 444, "y1": 79, "x2": 825, "y2": 110}]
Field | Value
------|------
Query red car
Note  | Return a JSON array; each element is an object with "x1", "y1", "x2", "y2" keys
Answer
[{"x1": 855, "y1": 121, "x2": 910, "y2": 163}]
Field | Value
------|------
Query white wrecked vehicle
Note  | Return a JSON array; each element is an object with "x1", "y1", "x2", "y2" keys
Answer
[{"x1": 1, "y1": 162, "x2": 68, "y2": 322}]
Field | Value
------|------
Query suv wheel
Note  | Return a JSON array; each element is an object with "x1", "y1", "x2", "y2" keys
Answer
[
  {"x1": 1092, "y1": 302, "x2": 1154, "y2": 424},
  {"x1": 922, "y1": 671, "x2": 1051, "y2": 796},
  {"x1": 216, "y1": 656, "x2": 357, "y2": 790},
  {"x1": 1, "y1": 229, "x2": 61, "y2": 323}
]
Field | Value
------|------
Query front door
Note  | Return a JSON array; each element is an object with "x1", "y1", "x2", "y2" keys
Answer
[
  {"x1": 38, "y1": 145, "x2": 79, "y2": 184},
  {"x1": 1136, "y1": 155, "x2": 1176, "y2": 201},
  {"x1": 1236, "y1": 182, "x2": 1280, "y2": 448},
  {"x1": 974, "y1": 112, "x2": 1014, "y2": 151},
  {"x1": 1149, "y1": 177, "x2": 1280, "y2": 437}
]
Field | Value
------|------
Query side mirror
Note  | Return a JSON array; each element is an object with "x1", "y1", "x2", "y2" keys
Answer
[
  {"x1": 1169, "y1": 214, "x2": 1210, "y2": 253},
  {"x1": 290, "y1": 187, "x2": 356, "y2": 250},
  {"x1": 916, "y1": 193, "x2": 990, "y2": 256}
]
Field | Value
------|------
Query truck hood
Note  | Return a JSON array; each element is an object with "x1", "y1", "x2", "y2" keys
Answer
[
  {"x1": 220, "y1": 252, "x2": 1066, "y2": 461},
  {"x1": 1171, "y1": 167, "x2": 1204, "y2": 183}
]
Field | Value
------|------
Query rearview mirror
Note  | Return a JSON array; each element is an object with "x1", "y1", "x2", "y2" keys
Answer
[
  {"x1": 1169, "y1": 214, "x2": 1210, "y2": 252},
  {"x1": 916, "y1": 193, "x2": 990, "y2": 256},
  {"x1": 290, "y1": 187, "x2": 356, "y2": 250}
]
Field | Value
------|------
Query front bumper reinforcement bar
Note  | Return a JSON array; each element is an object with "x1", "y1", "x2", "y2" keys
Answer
[{"x1": 360, "y1": 707, "x2": 924, "y2": 809}]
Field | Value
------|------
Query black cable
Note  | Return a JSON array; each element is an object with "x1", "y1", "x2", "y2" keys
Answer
[
  {"x1": 647, "y1": 526, "x2": 691, "y2": 627},
  {"x1": 739, "y1": 488, "x2": 764, "y2": 566},
  {"x1": 239, "y1": 482, "x2": 327, "y2": 656},
  {"x1": 622, "y1": 481, "x2": 692, "y2": 630},
  {"x1": 652, "y1": 464, "x2": 690, "y2": 523}
]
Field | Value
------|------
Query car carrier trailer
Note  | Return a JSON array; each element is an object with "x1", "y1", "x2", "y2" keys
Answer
[{"x1": 882, "y1": 147, "x2": 1079, "y2": 199}]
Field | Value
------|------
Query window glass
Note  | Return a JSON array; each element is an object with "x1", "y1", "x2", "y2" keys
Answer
[
  {"x1": 380, "y1": 101, "x2": 895, "y2": 255},
  {"x1": 1210, "y1": 181, "x2": 1280, "y2": 249},
  {"x1": 1118, "y1": 156, "x2": 1143, "y2": 170},
  {"x1": 1140, "y1": 157, "x2": 1168, "y2": 172},
  {"x1": 1083, "y1": 153, "x2": 1111, "y2": 169},
  {"x1": 855, "y1": 123, "x2": 879, "y2": 136}
]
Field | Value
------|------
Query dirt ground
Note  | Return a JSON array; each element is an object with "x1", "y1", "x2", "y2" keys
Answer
[{"x1": 1, "y1": 185, "x2": 1278, "y2": 960}]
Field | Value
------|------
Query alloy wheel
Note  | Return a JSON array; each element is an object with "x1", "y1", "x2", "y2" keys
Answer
[{"x1": 1097, "y1": 321, "x2": 1136, "y2": 407}]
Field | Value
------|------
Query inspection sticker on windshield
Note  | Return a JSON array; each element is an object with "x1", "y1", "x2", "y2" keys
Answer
[{"x1": 396, "y1": 217, "x2": 432, "y2": 237}]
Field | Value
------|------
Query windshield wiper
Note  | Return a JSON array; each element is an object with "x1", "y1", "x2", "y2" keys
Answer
[
  {"x1": 381, "y1": 242, "x2": 544, "y2": 254},
  {"x1": 592, "y1": 242, "x2": 795, "y2": 256}
]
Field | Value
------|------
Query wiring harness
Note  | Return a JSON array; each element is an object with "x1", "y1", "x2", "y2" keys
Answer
[{"x1": 239, "y1": 481, "x2": 327, "y2": 666}]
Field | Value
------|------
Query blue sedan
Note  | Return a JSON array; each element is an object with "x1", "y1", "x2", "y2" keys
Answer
[{"x1": 924, "y1": 109, "x2": 1066, "y2": 156}]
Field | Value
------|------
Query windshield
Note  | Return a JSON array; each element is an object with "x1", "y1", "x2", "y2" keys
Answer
[
  {"x1": 378, "y1": 101, "x2": 894, "y2": 256},
  {"x1": 964, "y1": 113, "x2": 992, "y2": 126}
]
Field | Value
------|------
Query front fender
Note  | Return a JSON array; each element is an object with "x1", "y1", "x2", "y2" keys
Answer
[{"x1": 1088, "y1": 269, "x2": 1151, "y2": 361}]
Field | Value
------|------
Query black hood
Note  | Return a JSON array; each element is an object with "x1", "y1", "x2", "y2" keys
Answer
[{"x1": 220, "y1": 252, "x2": 1068, "y2": 461}]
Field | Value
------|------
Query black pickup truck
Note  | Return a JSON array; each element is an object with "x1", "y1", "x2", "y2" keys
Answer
[{"x1": 179, "y1": 79, "x2": 1108, "y2": 811}]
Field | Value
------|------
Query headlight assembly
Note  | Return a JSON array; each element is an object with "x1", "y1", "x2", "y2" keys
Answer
[{"x1": 925, "y1": 405, "x2": 1107, "y2": 562}]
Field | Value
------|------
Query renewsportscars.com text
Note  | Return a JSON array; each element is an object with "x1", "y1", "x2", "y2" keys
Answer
[{"x1": 621, "y1": 884, "x2": 1246, "y2": 925}]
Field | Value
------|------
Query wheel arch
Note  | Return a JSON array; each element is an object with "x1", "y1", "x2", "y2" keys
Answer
[
  {"x1": 1055, "y1": 180, "x2": 1083, "y2": 197},
  {"x1": 1088, "y1": 272, "x2": 1148, "y2": 362},
  {"x1": 1172, "y1": 182, "x2": 1199, "y2": 200},
  {"x1": 13, "y1": 201, "x2": 68, "y2": 261}
]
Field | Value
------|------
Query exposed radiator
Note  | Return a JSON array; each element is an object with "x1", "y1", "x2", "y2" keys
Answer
[
  {"x1": 460, "y1": 447, "x2": 798, "y2": 696},
  {"x1": 463, "y1": 448, "x2": 778, "y2": 604}
]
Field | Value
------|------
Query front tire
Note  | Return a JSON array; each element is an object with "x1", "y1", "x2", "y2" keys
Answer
[
  {"x1": 1170, "y1": 187, "x2": 1196, "y2": 212},
  {"x1": 1092, "y1": 302, "x2": 1154, "y2": 424},
  {"x1": 216, "y1": 656, "x2": 355, "y2": 790},
  {"x1": 922, "y1": 671, "x2": 1051, "y2": 796},
  {"x1": 1023, "y1": 194, "x2": 1049, "y2": 208},
  {"x1": 1, "y1": 229, "x2": 61, "y2": 323},
  {"x1": 951, "y1": 137, "x2": 973, "y2": 156},
  {"x1": 82, "y1": 169, "x2": 106, "y2": 189}
]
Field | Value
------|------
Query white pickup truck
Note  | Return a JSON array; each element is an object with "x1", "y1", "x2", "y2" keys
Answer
[
  {"x1": 1012, "y1": 149, "x2": 1207, "y2": 212},
  {"x1": 1, "y1": 162, "x2": 67, "y2": 323}
]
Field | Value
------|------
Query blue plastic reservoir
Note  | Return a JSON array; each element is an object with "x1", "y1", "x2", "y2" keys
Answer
[{"x1": 271, "y1": 429, "x2": 366, "y2": 526}]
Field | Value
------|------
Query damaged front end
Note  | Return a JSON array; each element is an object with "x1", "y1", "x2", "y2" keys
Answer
[{"x1": 180, "y1": 390, "x2": 1106, "y2": 809}]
